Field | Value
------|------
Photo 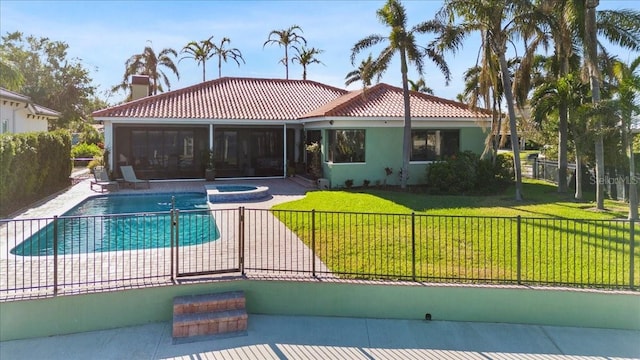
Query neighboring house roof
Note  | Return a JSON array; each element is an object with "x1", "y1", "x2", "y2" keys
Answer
[
  {"x1": 92, "y1": 77, "x2": 348, "y2": 120},
  {"x1": 302, "y1": 83, "x2": 490, "y2": 119},
  {"x1": 0, "y1": 87, "x2": 61, "y2": 119},
  {"x1": 92, "y1": 77, "x2": 490, "y2": 121}
]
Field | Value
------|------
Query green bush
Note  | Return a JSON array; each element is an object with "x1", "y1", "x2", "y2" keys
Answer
[
  {"x1": 0, "y1": 130, "x2": 71, "y2": 216},
  {"x1": 71, "y1": 142, "x2": 102, "y2": 159},
  {"x1": 427, "y1": 151, "x2": 514, "y2": 195}
]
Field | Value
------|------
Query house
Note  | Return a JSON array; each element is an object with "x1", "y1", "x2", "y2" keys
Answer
[
  {"x1": 92, "y1": 76, "x2": 491, "y2": 187},
  {"x1": 0, "y1": 87, "x2": 60, "y2": 134}
]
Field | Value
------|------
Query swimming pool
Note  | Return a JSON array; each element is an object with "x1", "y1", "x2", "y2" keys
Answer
[{"x1": 10, "y1": 192, "x2": 219, "y2": 256}]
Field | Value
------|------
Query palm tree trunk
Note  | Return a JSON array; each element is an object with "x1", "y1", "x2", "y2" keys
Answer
[
  {"x1": 628, "y1": 132, "x2": 638, "y2": 219},
  {"x1": 285, "y1": 47, "x2": 289, "y2": 79},
  {"x1": 575, "y1": 151, "x2": 583, "y2": 200},
  {"x1": 497, "y1": 52, "x2": 523, "y2": 201},
  {"x1": 585, "y1": 0, "x2": 605, "y2": 210},
  {"x1": 558, "y1": 101, "x2": 568, "y2": 193},
  {"x1": 400, "y1": 49, "x2": 411, "y2": 189}
]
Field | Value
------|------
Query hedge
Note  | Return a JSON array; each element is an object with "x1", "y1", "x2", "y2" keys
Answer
[{"x1": 0, "y1": 130, "x2": 72, "y2": 216}]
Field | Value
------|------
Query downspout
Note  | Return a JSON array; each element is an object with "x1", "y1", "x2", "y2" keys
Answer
[{"x1": 209, "y1": 123, "x2": 214, "y2": 151}]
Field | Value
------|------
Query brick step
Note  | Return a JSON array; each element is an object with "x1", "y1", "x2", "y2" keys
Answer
[
  {"x1": 172, "y1": 291, "x2": 248, "y2": 341},
  {"x1": 172, "y1": 309, "x2": 248, "y2": 338},
  {"x1": 173, "y1": 291, "x2": 245, "y2": 315}
]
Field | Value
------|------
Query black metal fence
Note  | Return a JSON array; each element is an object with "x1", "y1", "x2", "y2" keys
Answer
[{"x1": 1, "y1": 208, "x2": 637, "y2": 300}]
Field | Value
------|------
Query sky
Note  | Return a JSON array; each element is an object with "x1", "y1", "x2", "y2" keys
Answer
[{"x1": 1, "y1": 0, "x2": 639, "y2": 105}]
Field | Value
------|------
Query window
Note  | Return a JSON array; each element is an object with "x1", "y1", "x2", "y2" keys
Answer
[
  {"x1": 411, "y1": 130, "x2": 460, "y2": 161},
  {"x1": 328, "y1": 129, "x2": 365, "y2": 163}
]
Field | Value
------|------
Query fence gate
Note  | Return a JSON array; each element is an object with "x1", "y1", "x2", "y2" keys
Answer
[{"x1": 173, "y1": 207, "x2": 244, "y2": 278}]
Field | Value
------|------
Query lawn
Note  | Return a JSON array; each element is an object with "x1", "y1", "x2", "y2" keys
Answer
[{"x1": 272, "y1": 179, "x2": 639, "y2": 288}]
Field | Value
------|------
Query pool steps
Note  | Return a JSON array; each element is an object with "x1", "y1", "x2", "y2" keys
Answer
[{"x1": 172, "y1": 291, "x2": 248, "y2": 342}]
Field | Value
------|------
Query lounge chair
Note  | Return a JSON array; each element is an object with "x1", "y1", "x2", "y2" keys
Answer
[
  {"x1": 120, "y1": 165, "x2": 150, "y2": 189},
  {"x1": 90, "y1": 167, "x2": 119, "y2": 192}
]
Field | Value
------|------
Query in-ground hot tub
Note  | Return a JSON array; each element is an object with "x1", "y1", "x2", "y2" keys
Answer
[{"x1": 205, "y1": 184, "x2": 270, "y2": 203}]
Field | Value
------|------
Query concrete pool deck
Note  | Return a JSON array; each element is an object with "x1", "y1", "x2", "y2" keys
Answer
[
  {"x1": 2, "y1": 314, "x2": 639, "y2": 359},
  {"x1": 9, "y1": 176, "x2": 311, "y2": 220}
]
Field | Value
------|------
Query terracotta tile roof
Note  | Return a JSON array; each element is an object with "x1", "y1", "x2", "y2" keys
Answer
[
  {"x1": 92, "y1": 77, "x2": 347, "y2": 120},
  {"x1": 92, "y1": 78, "x2": 490, "y2": 121},
  {"x1": 301, "y1": 83, "x2": 490, "y2": 119}
]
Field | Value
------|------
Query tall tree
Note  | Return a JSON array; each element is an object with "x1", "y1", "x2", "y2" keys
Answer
[
  {"x1": 611, "y1": 57, "x2": 640, "y2": 219},
  {"x1": 345, "y1": 54, "x2": 377, "y2": 87},
  {"x1": 521, "y1": 0, "x2": 640, "y2": 195},
  {"x1": 0, "y1": 49, "x2": 23, "y2": 91},
  {"x1": 408, "y1": 78, "x2": 434, "y2": 94},
  {"x1": 292, "y1": 46, "x2": 323, "y2": 80},
  {"x1": 180, "y1": 36, "x2": 214, "y2": 82},
  {"x1": 530, "y1": 71, "x2": 591, "y2": 200},
  {"x1": 436, "y1": 0, "x2": 544, "y2": 201},
  {"x1": 112, "y1": 42, "x2": 180, "y2": 98},
  {"x1": 263, "y1": 25, "x2": 307, "y2": 79},
  {"x1": 211, "y1": 37, "x2": 245, "y2": 78},
  {"x1": 0, "y1": 31, "x2": 98, "y2": 129},
  {"x1": 584, "y1": 0, "x2": 605, "y2": 209},
  {"x1": 351, "y1": 0, "x2": 451, "y2": 189}
]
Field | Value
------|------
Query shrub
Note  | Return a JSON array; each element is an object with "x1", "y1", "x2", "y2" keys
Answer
[
  {"x1": 427, "y1": 151, "x2": 514, "y2": 195},
  {"x1": 71, "y1": 142, "x2": 102, "y2": 159},
  {"x1": 0, "y1": 130, "x2": 71, "y2": 216},
  {"x1": 345, "y1": 179, "x2": 354, "y2": 188},
  {"x1": 363, "y1": 179, "x2": 370, "y2": 187}
]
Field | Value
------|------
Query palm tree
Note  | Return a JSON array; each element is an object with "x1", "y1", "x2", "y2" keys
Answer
[
  {"x1": 112, "y1": 42, "x2": 180, "y2": 98},
  {"x1": 584, "y1": 0, "x2": 605, "y2": 209},
  {"x1": 457, "y1": 52, "x2": 520, "y2": 162},
  {"x1": 435, "y1": 0, "x2": 544, "y2": 201},
  {"x1": 521, "y1": 1, "x2": 640, "y2": 195},
  {"x1": 180, "y1": 36, "x2": 214, "y2": 82},
  {"x1": 345, "y1": 54, "x2": 377, "y2": 87},
  {"x1": 351, "y1": 0, "x2": 451, "y2": 189},
  {"x1": 530, "y1": 71, "x2": 591, "y2": 200},
  {"x1": 408, "y1": 78, "x2": 433, "y2": 94},
  {"x1": 211, "y1": 37, "x2": 245, "y2": 78},
  {"x1": 292, "y1": 46, "x2": 323, "y2": 80},
  {"x1": 612, "y1": 56, "x2": 640, "y2": 219},
  {"x1": 263, "y1": 25, "x2": 307, "y2": 79}
]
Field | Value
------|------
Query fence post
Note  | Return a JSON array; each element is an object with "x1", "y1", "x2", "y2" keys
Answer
[
  {"x1": 411, "y1": 212, "x2": 416, "y2": 282},
  {"x1": 630, "y1": 219, "x2": 635, "y2": 290},
  {"x1": 516, "y1": 215, "x2": 522, "y2": 285},
  {"x1": 53, "y1": 216, "x2": 58, "y2": 296},
  {"x1": 239, "y1": 207, "x2": 245, "y2": 276},
  {"x1": 170, "y1": 197, "x2": 175, "y2": 282},
  {"x1": 312, "y1": 209, "x2": 316, "y2": 277},
  {"x1": 174, "y1": 210, "x2": 180, "y2": 277}
]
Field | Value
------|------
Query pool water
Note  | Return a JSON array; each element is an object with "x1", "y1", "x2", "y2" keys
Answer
[{"x1": 11, "y1": 193, "x2": 219, "y2": 256}]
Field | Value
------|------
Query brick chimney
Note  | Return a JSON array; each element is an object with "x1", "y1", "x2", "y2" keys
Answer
[{"x1": 131, "y1": 75, "x2": 150, "y2": 101}]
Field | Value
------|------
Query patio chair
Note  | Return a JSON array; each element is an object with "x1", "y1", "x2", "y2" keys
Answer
[
  {"x1": 90, "y1": 167, "x2": 119, "y2": 192},
  {"x1": 120, "y1": 165, "x2": 150, "y2": 189}
]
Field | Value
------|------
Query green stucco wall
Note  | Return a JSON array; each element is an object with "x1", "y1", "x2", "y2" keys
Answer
[
  {"x1": 1, "y1": 281, "x2": 638, "y2": 341},
  {"x1": 320, "y1": 126, "x2": 488, "y2": 188}
]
